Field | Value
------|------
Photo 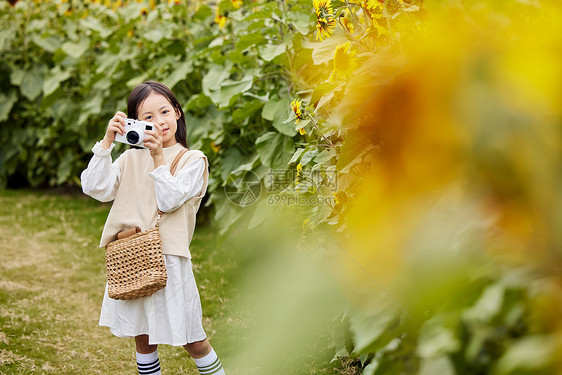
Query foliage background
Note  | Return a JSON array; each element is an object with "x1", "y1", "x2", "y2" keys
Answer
[{"x1": 2, "y1": 0, "x2": 562, "y2": 374}]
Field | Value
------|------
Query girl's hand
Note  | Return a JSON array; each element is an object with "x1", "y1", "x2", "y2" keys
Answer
[
  {"x1": 101, "y1": 111, "x2": 126, "y2": 150},
  {"x1": 144, "y1": 122, "x2": 166, "y2": 167}
]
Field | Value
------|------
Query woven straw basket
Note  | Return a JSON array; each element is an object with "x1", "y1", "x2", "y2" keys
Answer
[{"x1": 105, "y1": 225, "x2": 167, "y2": 300}]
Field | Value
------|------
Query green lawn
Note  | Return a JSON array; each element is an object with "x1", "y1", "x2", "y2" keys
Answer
[
  {"x1": 0, "y1": 189, "x2": 239, "y2": 374},
  {"x1": 0, "y1": 189, "x2": 351, "y2": 375}
]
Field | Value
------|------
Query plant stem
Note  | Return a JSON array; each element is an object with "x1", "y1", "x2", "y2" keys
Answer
[
  {"x1": 308, "y1": 114, "x2": 335, "y2": 148},
  {"x1": 337, "y1": 16, "x2": 367, "y2": 52}
]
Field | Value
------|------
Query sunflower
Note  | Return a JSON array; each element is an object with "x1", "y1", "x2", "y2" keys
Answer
[
  {"x1": 232, "y1": 0, "x2": 243, "y2": 9},
  {"x1": 296, "y1": 163, "x2": 303, "y2": 184},
  {"x1": 329, "y1": 41, "x2": 359, "y2": 82},
  {"x1": 298, "y1": 127, "x2": 306, "y2": 135},
  {"x1": 313, "y1": 0, "x2": 336, "y2": 41},
  {"x1": 290, "y1": 98, "x2": 305, "y2": 123},
  {"x1": 214, "y1": 7, "x2": 227, "y2": 28}
]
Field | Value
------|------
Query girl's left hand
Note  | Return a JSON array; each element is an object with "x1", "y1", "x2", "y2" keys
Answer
[{"x1": 144, "y1": 122, "x2": 164, "y2": 158}]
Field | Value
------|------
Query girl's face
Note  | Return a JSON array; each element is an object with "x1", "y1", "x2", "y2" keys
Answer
[{"x1": 137, "y1": 92, "x2": 180, "y2": 148}]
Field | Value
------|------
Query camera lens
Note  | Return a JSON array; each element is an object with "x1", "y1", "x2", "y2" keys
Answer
[{"x1": 126, "y1": 130, "x2": 140, "y2": 144}]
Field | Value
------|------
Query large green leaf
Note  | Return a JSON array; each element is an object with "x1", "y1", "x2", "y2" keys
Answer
[
  {"x1": 255, "y1": 132, "x2": 294, "y2": 169},
  {"x1": 162, "y1": 60, "x2": 193, "y2": 89},
  {"x1": 62, "y1": 38, "x2": 90, "y2": 59},
  {"x1": 262, "y1": 99, "x2": 295, "y2": 136},
  {"x1": 258, "y1": 40, "x2": 289, "y2": 62},
  {"x1": 0, "y1": 91, "x2": 17, "y2": 122},
  {"x1": 43, "y1": 68, "x2": 72, "y2": 97},
  {"x1": 31, "y1": 34, "x2": 62, "y2": 53},
  {"x1": 21, "y1": 69, "x2": 43, "y2": 101},
  {"x1": 202, "y1": 64, "x2": 231, "y2": 95},
  {"x1": 213, "y1": 75, "x2": 254, "y2": 108}
]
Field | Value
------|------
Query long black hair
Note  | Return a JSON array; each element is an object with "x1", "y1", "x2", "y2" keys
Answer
[{"x1": 127, "y1": 81, "x2": 188, "y2": 148}]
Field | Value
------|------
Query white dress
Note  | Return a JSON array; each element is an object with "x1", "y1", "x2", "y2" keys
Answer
[{"x1": 81, "y1": 141, "x2": 208, "y2": 346}]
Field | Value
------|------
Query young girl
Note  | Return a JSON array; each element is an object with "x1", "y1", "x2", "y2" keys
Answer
[{"x1": 81, "y1": 81, "x2": 226, "y2": 375}]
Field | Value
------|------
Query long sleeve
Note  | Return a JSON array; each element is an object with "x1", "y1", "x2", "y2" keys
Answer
[
  {"x1": 80, "y1": 141, "x2": 122, "y2": 202},
  {"x1": 149, "y1": 157, "x2": 206, "y2": 213}
]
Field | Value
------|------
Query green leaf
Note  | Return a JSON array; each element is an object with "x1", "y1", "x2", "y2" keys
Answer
[
  {"x1": 185, "y1": 93, "x2": 213, "y2": 111},
  {"x1": 0, "y1": 91, "x2": 17, "y2": 122},
  {"x1": 294, "y1": 119, "x2": 310, "y2": 131},
  {"x1": 256, "y1": 132, "x2": 294, "y2": 169},
  {"x1": 495, "y1": 335, "x2": 561, "y2": 375},
  {"x1": 463, "y1": 283, "x2": 504, "y2": 323},
  {"x1": 43, "y1": 68, "x2": 72, "y2": 97},
  {"x1": 162, "y1": 60, "x2": 193, "y2": 89},
  {"x1": 80, "y1": 17, "x2": 112, "y2": 38},
  {"x1": 56, "y1": 149, "x2": 74, "y2": 185},
  {"x1": 127, "y1": 72, "x2": 150, "y2": 89},
  {"x1": 118, "y1": 3, "x2": 144, "y2": 22},
  {"x1": 77, "y1": 93, "x2": 104, "y2": 125},
  {"x1": 417, "y1": 323, "x2": 460, "y2": 358},
  {"x1": 288, "y1": 148, "x2": 306, "y2": 164},
  {"x1": 308, "y1": 28, "x2": 347, "y2": 65},
  {"x1": 214, "y1": 76, "x2": 254, "y2": 108},
  {"x1": 314, "y1": 92, "x2": 334, "y2": 114},
  {"x1": 10, "y1": 68, "x2": 25, "y2": 86},
  {"x1": 248, "y1": 198, "x2": 272, "y2": 229},
  {"x1": 419, "y1": 356, "x2": 455, "y2": 375},
  {"x1": 144, "y1": 29, "x2": 165, "y2": 43},
  {"x1": 237, "y1": 32, "x2": 268, "y2": 51},
  {"x1": 232, "y1": 100, "x2": 263, "y2": 123},
  {"x1": 258, "y1": 42, "x2": 288, "y2": 62},
  {"x1": 202, "y1": 64, "x2": 231, "y2": 95},
  {"x1": 21, "y1": 69, "x2": 44, "y2": 101},
  {"x1": 0, "y1": 27, "x2": 16, "y2": 50},
  {"x1": 62, "y1": 39, "x2": 90, "y2": 59},
  {"x1": 262, "y1": 99, "x2": 295, "y2": 136},
  {"x1": 288, "y1": 12, "x2": 312, "y2": 35},
  {"x1": 315, "y1": 148, "x2": 336, "y2": 164},
  {"x1": 31, "y1": 34, "x2": 62, "y2": 53},
  {"x1": 310, "y1": 81, "x2": 340, "y2": 104},
  {"x1": 242, "y1": 2, "x2": 279, "y2": 21},
  {"x1": 349, "y1": 304, "x2": 396, "y2": 353}
]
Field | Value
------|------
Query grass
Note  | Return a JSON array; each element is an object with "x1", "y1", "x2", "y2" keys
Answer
[
  {"x1": 0, "y1": 189, "x2": 355, "y2": 375},
  {"x1": 0, "y1": 189, "x2": 238, "y2": 374}
]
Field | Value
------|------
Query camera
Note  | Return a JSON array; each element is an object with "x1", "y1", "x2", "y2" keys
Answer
[{"x1": 115, "y1": 119, "x2": 153, "y2": 148}]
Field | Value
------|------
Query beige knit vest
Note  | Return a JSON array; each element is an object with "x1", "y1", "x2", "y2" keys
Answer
[{"x1": 99, "y1": 143, "x2": 209, "y2": 258}]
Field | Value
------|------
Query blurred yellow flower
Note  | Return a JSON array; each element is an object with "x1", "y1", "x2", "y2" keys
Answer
[
  {"x1": 210, "y1": 141, "x2": 221, "y2": 153},
  {"x1": 290, "y1": 98, "x2": 305, "y2": 123},
  {"x1": 332, "y1": 191, "x2": 347, "y2": 205},
  {"x1": 232, "y1": 0, "x2": 243, "y2": 9},
  {"x1": 341, "y1": 9, "x2": 355, "y2": 35},
  {"x1": 149, "y1": 0, "x2": 156, "y2": 9},
  {"x1": 296, "y1": 163, "x2": 303, "y2": 184},
  {"x1": 329, "y1": 41, "x2": 358, "y2": 82},
  {"x1": 214, "y1": 7, "x2": 227, "y2": 28},
  {"x1": 298, "y1": 127, "x2": 306, "y2": 135}
]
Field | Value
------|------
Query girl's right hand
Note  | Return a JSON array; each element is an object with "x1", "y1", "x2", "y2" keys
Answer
[{"x1": 100, "y1": 111, "x2": 127, "y2": 150}]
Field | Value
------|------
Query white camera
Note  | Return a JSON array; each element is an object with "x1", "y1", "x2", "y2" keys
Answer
[{"x1": 115, "y1": 119, "x2": 153, "y2": 148}]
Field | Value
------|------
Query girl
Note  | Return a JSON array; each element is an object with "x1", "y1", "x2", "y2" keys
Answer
[{"x1": 81, "y1": 81, "x2": 226, "y2": 375}]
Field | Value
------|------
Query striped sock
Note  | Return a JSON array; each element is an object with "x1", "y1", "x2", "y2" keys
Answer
[
  {"x1": 193, "y1": 347, "x2": 225, "y2": 375},
  {"x1": 136, "y1": 350, "x2": 161, "y2": 375}
]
